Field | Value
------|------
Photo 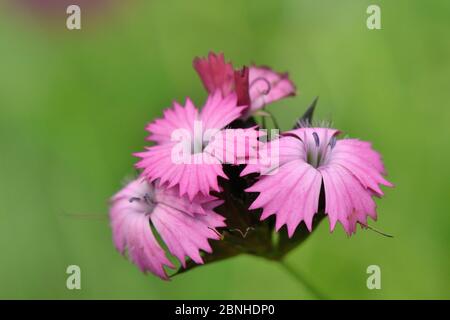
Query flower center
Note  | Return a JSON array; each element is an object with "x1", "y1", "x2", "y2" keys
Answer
[
  {"x1": 129, "y1": 191, "x2": 157, "y2": 215},
  {"x1": 305, "y1": 131, "x2": 336, "y2": 168}
]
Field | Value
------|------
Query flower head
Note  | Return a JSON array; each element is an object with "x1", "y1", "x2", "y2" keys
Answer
[
  {"x1": 193, "y1": 52, "x2": 296, "y2": 118},
  {"x1": 109, "y1": 179, "x2": 225, "y2": 280},
  {"x1": 134, "y1": 91, "x2": 247, "y2": 200},
  {"x1": 246, "y1": 127, "x2": 393, "y2": 236},
  {"x1": 110, "y1": 53, "x2": 394, "y2": 282}
]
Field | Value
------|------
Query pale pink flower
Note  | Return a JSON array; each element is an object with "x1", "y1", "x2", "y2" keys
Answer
[
  {"x1": 245, "y1": 128, "x2": 393, "y2": 236},
  {"x1": 193, "y1": 52, "x2": 296, "y2": 117},
  {"x1": 134, "y1": 91, "x2": 250, "y2": 200},
  {"x1": 109, "y1": 179, "x2": 225, "y2": 280}
]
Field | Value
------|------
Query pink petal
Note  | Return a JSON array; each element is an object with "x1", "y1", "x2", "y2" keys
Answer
[
  {"x1": 109, "y1": 179, "x2": 226, "y2": 279},
  {"x1": 136, "y1": 92, "x2": 246, "y2": 200},
  {"x1": 329, "y1": 139, "x2": 393, "y2": 196},
  {"x1": 127, "y1": 214, "x2": 174, "y2": 279},
  {"x1": 319, "y1": 165, "x2": 377, "y2": 235},
  {"x1": 135, "y1": 144, "x2": 226, "y2": 200},
  {"x1": 248, "y1": 160, "x2": 322, "y2": 237},
  {"x1": 150, "y1": 205, "x2": 225, "y2": 267},
  {"x1": 109, "y1": 180, "x2": 174, "y2": 280},
  {"x1": 332, "y1": 139, "x2": 388, "y2": 175},
  {"x1": 241, "y1": 135, "x2": 305, "y2": 177},
  {"x1": 146, "y1": 98, "x2": 198, "y2": 144},
  {"x1": 248, "y1": 66, "x2": 296, "y2": 113},
  {"x1": 200, "y1": 91, "x2": 245, "y2": 130},
  {"x1": 205, "y1": 128, "x2": 261, "y2": 165}
]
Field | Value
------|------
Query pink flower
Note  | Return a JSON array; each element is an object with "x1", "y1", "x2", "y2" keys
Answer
[
  {"x1": 134, "y1": 91, "x2": 251, "y2": 200},
  {"x1": 245, "y1": 127, "x2": 393, "y2": 236},
  {"x1": 109, "y1": 179, "x2": 225, "y2": 280},
  {"x1": 193, "y1": 52, "x2": 296, "y2": 117}
]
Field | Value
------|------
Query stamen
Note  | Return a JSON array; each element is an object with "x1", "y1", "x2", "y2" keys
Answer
[
  {"x1": 129, "y1": 197, "x2": 141, "y2": 203},
  {"x1": 250, "y1": 77, "x2": 271, "y2": 95},
  {"x1": 329, "y1": 136, "x2": 337, "y2": 149},
  {"x1": 312, "y1": 132, "x2": 320, "y2": 147}
]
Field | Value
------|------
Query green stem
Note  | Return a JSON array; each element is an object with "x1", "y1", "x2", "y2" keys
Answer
[
  {"x1": 264, "y1": 109, "x2": 280, "y2": 131},
  {"x1": 278, "y1": 259, "x2": 328, "y2": 300},
  {"x1": 261, "y1": 115, "x2": 267, "y2": 130}
]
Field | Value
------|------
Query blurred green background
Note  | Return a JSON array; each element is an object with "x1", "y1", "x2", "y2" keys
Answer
[{"x1": 0, "y1": 0, "x2": 449, "y2": 299}]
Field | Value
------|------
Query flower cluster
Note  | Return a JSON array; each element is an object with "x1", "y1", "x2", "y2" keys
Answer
[{"x1": 109, "y1": 52, "x2": 392, "y2": 280}]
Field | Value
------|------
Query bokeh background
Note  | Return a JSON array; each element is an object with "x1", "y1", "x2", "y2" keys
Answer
[{"x1": 0, "y1": 0, "x2": 449, "y2": 299}]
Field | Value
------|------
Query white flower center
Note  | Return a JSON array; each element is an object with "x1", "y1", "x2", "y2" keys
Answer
[
  {"x1": 305, "y1": 132, "x2": 336, "y2": 168},
  {"x1": 129, "y1": 191, "x2": 157, "y2": 215}
]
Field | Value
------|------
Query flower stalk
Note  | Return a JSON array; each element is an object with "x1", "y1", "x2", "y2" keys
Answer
[{"x1": 278, "y1": 259, "x2": 328, "y2": 300}]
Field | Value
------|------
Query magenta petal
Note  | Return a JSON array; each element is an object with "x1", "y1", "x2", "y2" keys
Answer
[
  {"x1": 145, "y1": 98, "x2": 198, "y2": 144},
  {"x1": 135, "y1": 143, "x2": 226, "y2": 201},
  {"x1": 201, "y1": 91, "x2": 244, "y2": 131},
  {"x1": 193, "y1": 52, "x2": 235, "y2": 97},
  {"x1": 205, "y1": 128, "x2": 261, "y2": 165}
]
